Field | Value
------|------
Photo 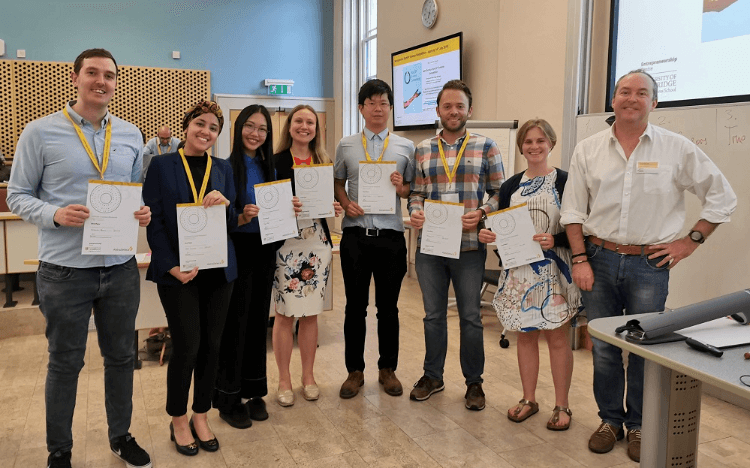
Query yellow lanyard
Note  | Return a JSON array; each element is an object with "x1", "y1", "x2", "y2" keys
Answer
[
  {"x1": 178, "y1": 148, "x2": 212, "y2": 203},
  {"x1": 361, "y1": 131, "x2": 390, "y2": 162},
  {"x1": 437, "y1": 132, "x2": 471, "y2": 184},
  {"x1": 63, "y1": 107, "x2": 111, "y2": 179},
  {"x1": 157, "y1": 144, "x2": 164, "y2": 155}
]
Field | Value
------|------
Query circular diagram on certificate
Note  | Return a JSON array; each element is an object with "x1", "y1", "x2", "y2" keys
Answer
[
  {"x1": 89, "y1": 184, "x2": 122, "y2": 213},
  {"x1": 257, "y1": 186, "x2": 280, "y2": 209},
  {"x1": 295, "y1": 168, "x2": 319, "y2": 190},
  {"x1": 360, "y1": 164, "x2": 382, "y2": 184},
  {"x1": 425, "y1": 203, "x2": 449, "y2": 225},
  {"x1": 180, "y1": 207, "x2": 208, "y2": 233},
  {"x1": 490, "y1": 214, "x2": 516, "y2": 235}
]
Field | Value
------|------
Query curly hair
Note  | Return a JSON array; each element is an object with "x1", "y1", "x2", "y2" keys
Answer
[{"x1": 182, "y1": 100, "x2": 224, "y2": 133}]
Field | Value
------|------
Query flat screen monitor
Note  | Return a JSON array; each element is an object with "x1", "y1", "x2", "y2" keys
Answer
[
  {"x1": 391, "y1": 32, "x2": 463, "y2": 131},
  {"x1": 607, "y1": 0, "x2": 750, "y2": 110}
]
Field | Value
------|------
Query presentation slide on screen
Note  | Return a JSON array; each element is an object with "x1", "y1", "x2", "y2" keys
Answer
[
  {"x1": 392, "y1": 36, "x2": 461, "y2": 128},
  {"x1": 614, "y1": 0, "x2": 750, "y2": 103}
]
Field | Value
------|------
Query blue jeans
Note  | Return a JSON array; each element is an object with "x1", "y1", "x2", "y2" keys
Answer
[
  {"x1": 37, "y1": 258, "x2": 140, "y2": 454},
  {"x1": 415, "y1": 249, "x2": 486, "y2": 385},
  {"x1": 582, "y1": 241, "x2": 669, "y2": 431}
]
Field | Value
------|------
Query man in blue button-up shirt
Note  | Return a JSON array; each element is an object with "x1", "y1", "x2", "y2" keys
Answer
[
  {"x1": 334, "y1": 79, "x2": 415, "y2": 400},
  {"x1": 7, "y1": 49, "x2": 152, "y2": 468}
]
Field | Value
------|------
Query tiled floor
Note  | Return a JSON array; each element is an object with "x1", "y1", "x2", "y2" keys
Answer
[{"x1": 1, "y1": 258, "x2": 750, "y2": 467}]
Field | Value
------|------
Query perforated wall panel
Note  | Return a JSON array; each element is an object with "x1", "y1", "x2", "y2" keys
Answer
[
  {"x1": 0, "y1": 61, "x2": 17, "y2": 161},
  {"x1": 1, "y1": 60, "x2": 209, "y2": 160}
]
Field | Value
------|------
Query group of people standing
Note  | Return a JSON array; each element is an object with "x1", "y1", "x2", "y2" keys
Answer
[
  {"x1": 143, "y1": 98, "x2": 342, "y2": 456},
  {"x1": 6, "y1": 46, "x2": 737, "y2": 468}
]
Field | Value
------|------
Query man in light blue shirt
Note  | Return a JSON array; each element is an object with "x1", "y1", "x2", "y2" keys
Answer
[
  {"x1": 142, "y1": 125, "x2": 180, "y2": 179},
  {"x1": 7, "y1": 48, "x2": 152, "y2": 468},
  {"x1": 334, "y1": 79, "x2": 415, "y2": 399}
]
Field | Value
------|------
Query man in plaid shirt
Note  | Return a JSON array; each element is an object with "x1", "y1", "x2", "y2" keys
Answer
[{"x1": 407, "y1": 80, "x2": 505, "y2": 410}]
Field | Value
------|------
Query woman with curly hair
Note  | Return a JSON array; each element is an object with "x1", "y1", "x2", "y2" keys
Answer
[
  {"x1": 271, "y1": 105, "x2": 340, "y2": 406},
  {"x1": 144, "y1": 100, "x2": 243, "y2": 455}
]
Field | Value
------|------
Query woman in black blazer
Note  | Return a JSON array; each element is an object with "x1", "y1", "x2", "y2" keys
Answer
[
  {"x1": 143, "y1": 100, "x2": 243, "y2": 456},
  {"x1": 271, "y1": 105, "x2": 340, "y2": 407}
]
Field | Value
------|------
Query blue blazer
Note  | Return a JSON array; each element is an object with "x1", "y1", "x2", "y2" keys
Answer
[{"x1": 143, "y1": 151, "x2": 238, "y2": 285}]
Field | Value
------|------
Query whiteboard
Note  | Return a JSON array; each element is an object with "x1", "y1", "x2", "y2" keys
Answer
[
  {"x1": 575, "y1": 102, "x2": 750, "y2": 308},
  {"x1": 438, "y1": 120, "x2": 518, "y2": 177}
]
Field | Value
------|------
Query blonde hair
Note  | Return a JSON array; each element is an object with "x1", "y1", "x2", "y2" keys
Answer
[
  {"x1": 276, "y1": 105, "x2": 330, "y2": 164},
  {"x1": 516, "y1": 118, "x2": 557, "y2": 153}
]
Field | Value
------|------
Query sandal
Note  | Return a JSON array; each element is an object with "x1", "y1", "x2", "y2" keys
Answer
[
  {"x1": 507, "y1": 399, "x2": 539, "y2": 423},
  {"x1": 546, "y1": 406, "x2": 572, "y2": 431}
]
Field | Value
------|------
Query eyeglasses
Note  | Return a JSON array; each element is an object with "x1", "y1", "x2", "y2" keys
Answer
[
  {"x1": 363, "y1": 101, "x2": 391, "y2": 109},
  {"x1": 242, "y1": 123, "x2": 268, "y2": 136}
]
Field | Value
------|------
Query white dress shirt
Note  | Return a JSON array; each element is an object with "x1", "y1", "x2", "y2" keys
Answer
[{"x1": 560, "y1": 123, "x2": 736, "y2": 245}]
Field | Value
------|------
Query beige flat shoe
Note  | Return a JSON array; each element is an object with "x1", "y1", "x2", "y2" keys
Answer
[
  {"x1": 302, "y1": 384, "x2": 320, "y2": 401},
  {"x1": 277, "y1": 388, "x2": 295, "y2": 407}
]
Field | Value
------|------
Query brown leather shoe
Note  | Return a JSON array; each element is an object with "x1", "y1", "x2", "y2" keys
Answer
[
  {"x1": 378, "y1": 368, "x2": 403, "y2": 396},
  {"x1": 339, "y1": 371, "x2": 364, "y2": 399},
  {"x1": 464, "y1": 382, "x2": 485, "y2": 411},
  {"x1": 409, "y1": 375, "x2": 444, "y2": 401},
  {"x1": 588, "y1": 421, "x2": 624, "y2": 454},
  {"x1": 627, "y1": 429, "x2": 641, "y2": 462}
]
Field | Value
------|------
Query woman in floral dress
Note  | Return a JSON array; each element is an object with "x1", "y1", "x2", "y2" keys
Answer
[
  {"x1": 271, "y1": 105, "x2": 341, "y2": 406},
  {"x1": 478, "y1": 119, "x2": 582, "y2": 431}
]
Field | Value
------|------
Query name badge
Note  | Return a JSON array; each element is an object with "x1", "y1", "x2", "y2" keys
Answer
[
  {"x1": 636, "y1": 161, "x2": 660, "y2": 174},
  {"x1": 440, "y1": 193, "x2": 460, "y2": 203}
]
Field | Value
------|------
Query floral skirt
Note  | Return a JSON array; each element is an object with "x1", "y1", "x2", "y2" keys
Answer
[
  {"x1": 492, "y1": 248, "x2": 582, "y2": 332},
  {"x1": 272, "y1": 220, "x2": 332, "y2": 318}
]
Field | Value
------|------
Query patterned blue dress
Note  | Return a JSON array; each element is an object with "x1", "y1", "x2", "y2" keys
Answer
[{"x1": 492, "y1": 171, "x2": 582, "y2": 331}]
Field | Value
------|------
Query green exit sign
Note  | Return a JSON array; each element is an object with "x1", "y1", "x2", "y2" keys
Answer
[{"x1": 268, "y1": 84, "x2": 292, "y2": 95}]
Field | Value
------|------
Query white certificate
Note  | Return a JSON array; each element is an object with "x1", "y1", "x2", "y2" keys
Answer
[
  {"x1": 294, "y1": 164, "x2": 334, "y2": 219},
  {"x1": 358, "y1": 161, "x2": 397, "y2": 214},
  {"x1": 256, "y1": 179, "x2": 298, "y2": 245},
  {"x1": 177, "y1": 203, "x2": 228, "y2": 271},
  {"x1": 487, "y1": 203, "x2": 544, "y2": 269},
  {"x1": 419, "y1": 200, "x2": 464, "y2": 259},
  {"x1": 82, "y1": 180, "x2": 141, "y2": 255}
]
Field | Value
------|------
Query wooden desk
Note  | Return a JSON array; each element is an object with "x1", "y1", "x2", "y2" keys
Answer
[
  {"x1": 1, "y1": 213, "x2": 39, "y2": 307},
  {"x1": 588, "y1": 313, "x2": 750, "y2": 467}
]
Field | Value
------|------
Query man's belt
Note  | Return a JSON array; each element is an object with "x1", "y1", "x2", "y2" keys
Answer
[
  {"x1": 587, "y1": 236, "x2": 648, "y2": 256},
  {"x1": 345, "y1": 226, "x2": 400, "y2": 237}
]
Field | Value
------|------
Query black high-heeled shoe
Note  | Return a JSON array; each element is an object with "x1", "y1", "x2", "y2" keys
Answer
[
  {"x1": 190, "y1": 417, "x2": 220, "y2": 452},
  {"x1": 170, "y1": 421, "x2": 199, "y2": 456}
]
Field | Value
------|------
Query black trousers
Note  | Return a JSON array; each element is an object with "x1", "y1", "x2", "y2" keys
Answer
[
  {"x1": 213, "y1": 232, "x2": 277, "y2": 411},
  {"x1": 157, "y1": 269, "x2": 233, "y2": 416},
  {"x1": 339, "y1": 227, "x2": 408, "y2": 372}
]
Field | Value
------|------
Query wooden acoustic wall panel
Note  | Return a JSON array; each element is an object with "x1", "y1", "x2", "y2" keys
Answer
[
  {"x1": 110, "y1": 66, "x2": 210, "y2": 144},
  {"x1": 2, "y1": 60, "x2": 209, "y2": 158},
  {"x1": 10, "y1": 61, "x2": 76, "y2": 159},
  {"x1": 0, "y1": 61, "x2": 17, "y2": 160}
]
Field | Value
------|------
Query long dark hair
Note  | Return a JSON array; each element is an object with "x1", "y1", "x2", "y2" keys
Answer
[{"x1": 229, "y1": 105, "x2": 274, "y2": 206}]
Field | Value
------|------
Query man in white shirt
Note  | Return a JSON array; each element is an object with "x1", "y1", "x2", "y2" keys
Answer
[
  {"x1": 561, "y1": 69, "x2": 736, "y2": 463},
  {"x1": 142, "y1": 125, "x2": 180, "y2": 178}
]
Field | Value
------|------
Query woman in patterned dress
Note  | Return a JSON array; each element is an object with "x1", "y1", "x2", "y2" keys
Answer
[
  {"x1": 478, "y1": 119, "x2": 582, "y2": 430},
  {"x1": 271, "y1": 105, "x2": 341, "y2": 406}
]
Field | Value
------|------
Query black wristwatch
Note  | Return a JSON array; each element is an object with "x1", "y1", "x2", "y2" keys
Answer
[
  {"x1": 688, "y1": 230, "x2": 706, "y2": 244},
  {"x1": 477, "y1": 208, "x2": 488, "y2": 221}
]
